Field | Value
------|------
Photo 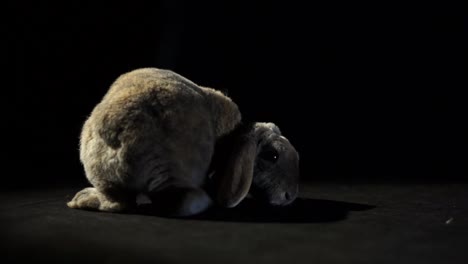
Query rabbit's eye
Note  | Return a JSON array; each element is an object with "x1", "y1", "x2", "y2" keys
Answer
[{"x1": 259, "y1": 149, "x2": 279, "y2": 163}]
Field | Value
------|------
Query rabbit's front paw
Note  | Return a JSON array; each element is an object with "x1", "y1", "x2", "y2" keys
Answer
[{"x1": 149, "y1": 186, "x2": 213, "y2": 217}]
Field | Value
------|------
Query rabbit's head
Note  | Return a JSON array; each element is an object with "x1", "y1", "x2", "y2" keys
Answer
[{"x1": 215, "y1": 122, "x2": 300, "y2": 208}]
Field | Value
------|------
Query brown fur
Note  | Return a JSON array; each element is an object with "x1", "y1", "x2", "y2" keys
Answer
[{"x1": 68, "y1": 68, "x2": 299, "y2": 216}]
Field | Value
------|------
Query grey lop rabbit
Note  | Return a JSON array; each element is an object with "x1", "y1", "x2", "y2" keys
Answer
[{"x1": 68, "y1": 68, "x2": 299, "y2": 216}]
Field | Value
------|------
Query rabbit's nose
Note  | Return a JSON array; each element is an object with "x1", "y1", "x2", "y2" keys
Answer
[{"x1": 284, "y1": 185, "x2": 299, "y2": 202}]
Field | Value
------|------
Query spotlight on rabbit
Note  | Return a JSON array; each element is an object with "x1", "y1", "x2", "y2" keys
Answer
[{"x1": 68, "y1": 68, "x2": 300, "y2": 216}]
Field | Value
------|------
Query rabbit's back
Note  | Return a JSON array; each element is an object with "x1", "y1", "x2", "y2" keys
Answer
[{"x1": 80, "y1": 68, "x2": 230, "y2": 193}]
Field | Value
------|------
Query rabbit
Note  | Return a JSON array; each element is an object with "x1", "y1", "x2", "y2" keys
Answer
[{"x1": 67, "y1": 68, "x2": 299, "y2": 216}]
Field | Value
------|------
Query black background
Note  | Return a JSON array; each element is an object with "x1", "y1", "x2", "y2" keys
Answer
[{"x1": 7, "y1": 1, "x2": 466, "y2": 189}]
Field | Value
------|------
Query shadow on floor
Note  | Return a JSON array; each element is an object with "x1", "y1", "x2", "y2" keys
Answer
[{"x1": 137, "y1": 198, "x2": 375, "y2": 223}]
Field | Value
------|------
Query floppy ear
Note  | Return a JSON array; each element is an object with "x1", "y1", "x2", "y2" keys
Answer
[
  {"x1": 263, "y1": 122, "x2": 282, "y2": 135},
  {"x1": 214, "y1": 133, "x2": 257, "y2": 208}
]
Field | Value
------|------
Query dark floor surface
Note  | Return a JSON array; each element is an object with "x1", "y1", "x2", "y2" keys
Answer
[{"x1": 1, "y1": 182, "x2": 467, "y2": 264}]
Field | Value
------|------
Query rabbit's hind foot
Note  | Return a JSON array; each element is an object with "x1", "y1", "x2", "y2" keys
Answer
[{"x1": 67, "y1": 187, "x2": 128, "y2": 213}]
